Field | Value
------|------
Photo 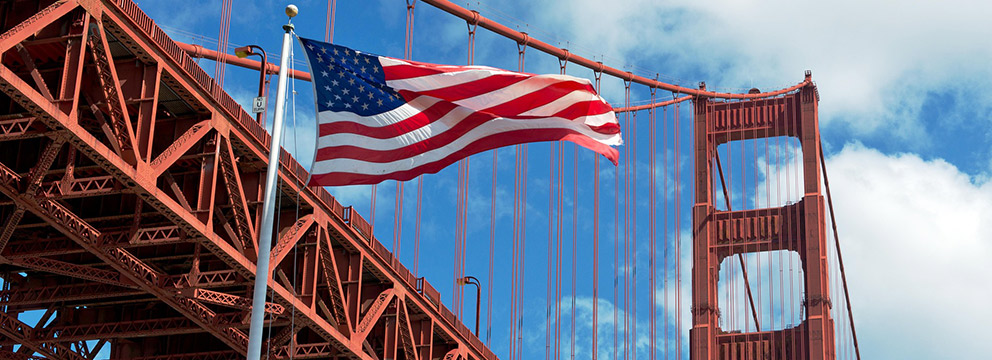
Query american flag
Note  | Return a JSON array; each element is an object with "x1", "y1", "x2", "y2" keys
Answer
[{"x1": 298, "y1": 37, "x2": 621, "y2": 186}]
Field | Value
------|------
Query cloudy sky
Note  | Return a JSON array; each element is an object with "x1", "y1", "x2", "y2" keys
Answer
[{"x1": 135, "y1": 0, "x2": 992, "y2": 359}]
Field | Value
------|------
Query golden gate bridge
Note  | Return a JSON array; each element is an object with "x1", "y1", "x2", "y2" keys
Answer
[{"x1": 0, "y1": 0, "x2": 859, "y2": 359}]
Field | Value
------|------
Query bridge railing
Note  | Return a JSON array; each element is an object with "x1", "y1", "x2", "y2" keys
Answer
[{"x1": 416, "y1": 277, "x2": 441, "y2": 309}]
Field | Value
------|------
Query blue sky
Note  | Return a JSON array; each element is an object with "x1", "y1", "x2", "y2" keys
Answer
[{"x1": 118, "y1": 0, "x2": 992, "y2": 359}]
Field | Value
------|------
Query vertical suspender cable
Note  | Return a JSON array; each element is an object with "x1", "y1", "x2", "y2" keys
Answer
[
  {"x1": 622, "y1": 78, "x2": 631, "y2": 360},
  {"x1": 613, "y1": 77, "x2": 621, "y2": 360},
  {"x1": 518, "y1": 146, "x2": 529, "y2": 360},
  {"x1": 819, "y1": 139, "x2": 862, "y2": 360},
  {"x1": 461, "y1": 16, "x2": 474, "y2": 319},
  {"x1": 474, "y1": 14, "x2": 492, "y2": 344},
  {"x1": 713, "y1": 108, "x2": 761, "y2": 332},
  {"x1": 370, "y1": 188, "x2": 377, "y2": 231},
  {"x1": 399, "y1": 0, "x2": 415, "y2": 274},
  {"x1": 453, "y1": 13, "x2": 475, "y2": 320},
  {"x1": 511, "y1": 38, "x2": 529, "y2": 360},
  {"x1": 393, "y1": 172, "x2": 405, "y2": 257},
  {"x1": 561, "y1": 53, "x2": 576, "y2": 360},
  {"x1": 414, "y1": 175, "x2": 423, "y2": 275},
  {"x1": 673, "y1": 98, "x2": 682, "y2": 360},
  {"x1": 752, "y1": 100, "x2": 762, "y2": 335},
  {"x1": 662, "y1": 103, "x2": 669, "y2": 360},
  {"x1": 214, "y1": 0, "x2": 232, "y2": 87},
  {"x1": 468, "y1": 9, "x2": 494, "y2": 349},
  {"x1": 725, "y1": 109, "x2": 734, "y2": 330},
  {"x1": 454, "y1": 161, "x2": 464, "y2": 314},
  {"x1": 511, "y1": 178, "x2": 519, "y2": 360},
  {"x1": 776, "y1": 105, "x2": 786, "y2": 356},
  {"x1": 548, "y1": 140, "x2": 555, "y2": 360},
  {"x1": 556, "y1": 141, "x2": 564, "y2": 360},
  {"x1": 736, "y1": 101, "x2": 743, "y2": 332},
  {"x1": 324, "y1": 0, "x2": 337, "y2": 42},
  {"x1": 509, "y1": 143, "x2": 521, "y2": 360},
  {"x1": 762, "y1": 100, "x2": 778, "y2": 338},
  {"x1": 592, "y1": 69, "x2": 602, "y2": 360},
  {"x1": 628, "y1": 77, "x2": 637, "y2": 360},
  {"x1": 410, "y1": 4, "x2": 424, "y2": 277},
  {"x1": 487, "y1": 137, "x2": 496, "y2": 347},
  {"x1": 519, "y1": 143, "x2": 529, "y2": 360},
  {"x1": 571, "y1": 141, "x2": 577, "y2": 360},
  {"x1": 648, "y1": 84, "x2": 657, "y2": 360},
  {"x1": 568, "y1": 55, "x2": 577, "y2": 360},
  {"x1": 462, "y1": 162, "x2": 470, "y2": 312},
  {"x1": 738, "y1": 101, "x2": 746, "y2": 332}
]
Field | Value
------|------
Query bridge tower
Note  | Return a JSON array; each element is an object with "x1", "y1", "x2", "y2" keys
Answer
[{"x1": 689, "y1": 74, "x2": 835, "y2": 360}]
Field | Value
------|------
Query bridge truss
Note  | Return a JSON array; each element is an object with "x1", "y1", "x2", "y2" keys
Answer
[{"x1": 0, "y1": 0, "x2": 490, "y2": 358}]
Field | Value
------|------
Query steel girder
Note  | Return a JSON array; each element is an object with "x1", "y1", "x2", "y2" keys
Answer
[{"x1": 0, "y1": 0, "x2": 496, "y2": 359}]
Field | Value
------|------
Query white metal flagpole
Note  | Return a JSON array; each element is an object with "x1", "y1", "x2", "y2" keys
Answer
[{"x1": 246, "y1": 4, "x2": 298, "y2": 359}]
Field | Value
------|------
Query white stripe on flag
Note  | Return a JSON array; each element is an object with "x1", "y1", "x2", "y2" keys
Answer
[
  {"x1": 313, "y1": 114, "x2": 621, "y2": 175},
  {"x1": 318, "y1": 96, "x2": 442, "y2": 128},
  {"x1": 316, "y1": 109, "x2": 617, "y2": 152}
]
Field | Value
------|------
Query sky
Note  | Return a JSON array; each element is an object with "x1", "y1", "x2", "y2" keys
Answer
[{"x1": 96, "y1": 0, "x2": 992, "y2": 358}]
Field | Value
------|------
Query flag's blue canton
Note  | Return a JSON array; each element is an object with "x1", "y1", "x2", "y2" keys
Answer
[{"x1": 300, "y1": 38, "x2": 405, "y2": 116}]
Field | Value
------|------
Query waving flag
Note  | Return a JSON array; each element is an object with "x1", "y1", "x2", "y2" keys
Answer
[{"x1": 298, "y1": 37, "x2": 621, "y2": 186}]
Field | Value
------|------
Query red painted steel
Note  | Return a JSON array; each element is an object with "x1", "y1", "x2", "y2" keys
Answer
[
  {"x1": 690, "y1": 78, "x2": 836, "y2": 359},
  {"x1": 0, "y1": 1, "x2": 845, "y2": 359},
  {"x1": 0, "y1": 0, "x2": 498, "y2": 359}
]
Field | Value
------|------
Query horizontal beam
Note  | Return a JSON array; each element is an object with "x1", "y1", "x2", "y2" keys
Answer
[
  {"x1": 177, "y1": 288, "x2": 284, "y2": 315},
  {"x1": 7, "y1": 257, "x2": 134, "y2": 288},
  {"x1": 0, "y1": 282, "x2": 144, "y2": 307},
  {"x1": 176, "y1": 42, "x2": 312, "y2": 81},
  {"x1": 38, "y1": 316, "x2": 202, "y2": 343}
]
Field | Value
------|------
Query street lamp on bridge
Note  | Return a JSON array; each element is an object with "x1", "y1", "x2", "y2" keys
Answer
[
  {"x1": 234, "y1": 44, "x2": 268, "y2": 126},
  {"x1": 457, "y1": 276, "x2": 482, "y2": 337}
]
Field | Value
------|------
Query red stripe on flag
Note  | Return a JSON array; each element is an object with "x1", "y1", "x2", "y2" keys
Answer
[
  {"x1": 479, "y1": 81, "x2": 597, "y2": 116},
  {"x1": 383, "y1": 62, "x2": 503, "y2": 81},
  {"x1": 383, "y1": 64, "x2": 449, "y2": 80},
  {"x1": 318, "y1": 99, "x2": 459, "y2": 138},
  {"x1": 315, "y1": 110, "x2": 498, "y2": 162},
  {"x1": 549, "y1": 100, "x2": 616, "y2": 125},
  {"x1": 414, "y1": 74, "x2": 529, "y2": 101},
  {"x1": 309, "y1": 128, "x2": 618, "y2": 186}
]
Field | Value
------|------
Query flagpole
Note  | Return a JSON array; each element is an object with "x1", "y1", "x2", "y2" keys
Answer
[{"x1": 247, "y1": 5, "x2": 298, "y2": 359}]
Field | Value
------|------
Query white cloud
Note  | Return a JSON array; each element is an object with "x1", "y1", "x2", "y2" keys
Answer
[
  {"x1": 528, "y1": 0, "x2": 992, "y2": 144},
  {"x1": 825, "y1": 143, "x2": 992, "y2": 359}
]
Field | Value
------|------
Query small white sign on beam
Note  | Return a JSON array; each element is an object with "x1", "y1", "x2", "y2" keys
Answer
[{"x1": 252, "y1": 96, "x2": 267, "y2": 114}]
